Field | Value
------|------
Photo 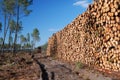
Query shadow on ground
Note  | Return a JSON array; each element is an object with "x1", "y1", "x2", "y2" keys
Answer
[{"x1": 33, "y1": 56, "x2": 55, "y2": 80}]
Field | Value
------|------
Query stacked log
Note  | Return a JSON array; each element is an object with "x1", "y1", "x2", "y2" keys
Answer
[{"x1": 47, "y1": 0, "x2": 120, "y2": 72}]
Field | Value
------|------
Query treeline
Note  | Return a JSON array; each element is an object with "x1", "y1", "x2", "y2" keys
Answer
[
  {"x1": 41, "y1": 42, "x2": 48, "y2": 52},
  {"x1": 0, "y1": 0, "x2": 40, "y2": 53}
]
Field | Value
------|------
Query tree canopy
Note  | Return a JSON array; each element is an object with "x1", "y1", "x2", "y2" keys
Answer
[{"x1": 31, "y1": 28, "x2": 40, "y2": 48}]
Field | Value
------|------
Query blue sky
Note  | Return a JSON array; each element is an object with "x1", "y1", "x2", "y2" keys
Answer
[
  {"x1": 22, "y1": 0, "x2": 93, "y2": 47},
  {"x1": 0, "y1": 0, "x2": 93, "y2": 47}
]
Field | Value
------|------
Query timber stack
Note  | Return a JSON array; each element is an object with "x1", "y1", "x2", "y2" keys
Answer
[{"x1": 46, "y1": 0, "x2": 120, "y2": 72}]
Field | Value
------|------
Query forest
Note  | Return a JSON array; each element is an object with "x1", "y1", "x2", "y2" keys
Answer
[{"x1": 0, "y1": 0, "x2": 40, "y2": 53}]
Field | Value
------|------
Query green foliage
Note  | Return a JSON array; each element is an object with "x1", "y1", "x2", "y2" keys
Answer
[
  {"x1": 20, "y1": 35, "x2": 27, "y2": 43},
  {"x1": 31, "y1": 28, "x2": 40, "y2": 42},
  {"x1": 2, "y1": 0, "x2": 16, "y2": 15},
  {"x1": 9, "y1": 20, "x2": 16, "y2": 32},
  {"x1": 19, "y1": 33, "x2": 33, "y2": 49},
  {"x1": 41, "y1": 42, "x2": 48, "y2": 51},
  {"x1": 23, "y1": 43, "x2": 32, "y2": 48},
  {"x1": 19, "y1": 0, "x2": 33, "y2": 7},
  {"x1": 20, "y1": 34, "x2": 27, "y2": 48},
  {"x1": 75, "y1": 62, "x2": 84, "y2": 69},
  {"x1": 31, "y1": 28, "x2": 40, "y2": 41},
  {"x1": 17, "y1": 21, "x2": 23, "y2": 33},
  {"x1": 0, "y1": 37, "x2": 3, "y2": 49},
  {"x1": 31, "y1": 28, "x2": 40, "y2": 49},
  {"x1": 26, "y1": 33, "x2": 30, "y2": 42},
  {"x1": 9, "y1": 36, "x2": 13, "y2": 45},
  {"x1": 0, "y1": 37, "x2": 3, "y2": 44},
  {"x1": 18, "y1": 0, "x2": 33, "y2": 16},
  {"x1": 0, "y1": 0, "x2": 33, "y2": 53},
  {"x1": 31, "y1": 40, "x2": 34, "y2": 49}
]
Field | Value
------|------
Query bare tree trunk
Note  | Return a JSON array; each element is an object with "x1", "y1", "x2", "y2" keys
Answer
[
  {"x1": 2, "y1": 15, "x2": 11, "y2": 54},
  {"x1": 8, "y1": 30, "x2": 12, "y2": 50},
  {"x1": 1, "y1": 13, "x2": 7, "y2": 54},
  {"x1": 13, "y1": 1, "x2": 19, "y2": 53}
]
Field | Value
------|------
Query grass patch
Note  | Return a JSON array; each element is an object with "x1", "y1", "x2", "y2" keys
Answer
[{"x1": 75, "y1": 61, "x2": 84, "y2": 69}]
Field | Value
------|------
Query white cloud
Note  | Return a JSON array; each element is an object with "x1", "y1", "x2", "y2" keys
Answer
[
  {"x1": 48, "y1": 28, "x2": 59, "y2": 32},
  {"x1": 73, "y1": 0, "x2": 90, "y2": 8}
]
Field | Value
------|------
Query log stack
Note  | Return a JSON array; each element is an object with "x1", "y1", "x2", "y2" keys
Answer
[{"x1": 47, "y1": 0, "x2": 120, "y2": 72}]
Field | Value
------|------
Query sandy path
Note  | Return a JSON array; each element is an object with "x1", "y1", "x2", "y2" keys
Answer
[{"x1": 33, "y1": 53, "x2": 118, "y2": 80}]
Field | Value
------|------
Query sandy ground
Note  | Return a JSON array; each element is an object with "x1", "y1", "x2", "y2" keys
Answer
[{"x1": 34, "y1": 53, "x2": 120, "y2": 80}]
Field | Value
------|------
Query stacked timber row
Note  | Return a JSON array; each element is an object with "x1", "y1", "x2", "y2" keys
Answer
[{"x1": 46, "y1": 0, "x2": 120, "y2": 72}]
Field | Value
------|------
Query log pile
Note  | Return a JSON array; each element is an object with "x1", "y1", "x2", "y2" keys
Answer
[{"x1": 47, "y1": 0, "x2": 120, "y2": 72}]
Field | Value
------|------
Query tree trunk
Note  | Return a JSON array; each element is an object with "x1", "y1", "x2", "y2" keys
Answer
[
  {"x1": 2, "y1": 15, "x2": 11, "y2": 54},
  {"x1": 1, "y1": 13, "x2": 7, "y2": 54},
  {"x1": 13, "y1": 2, "x2": 19, "y2": 53},
  {"x1": 8, "y1": 30, "x2": 12, "y2": 50}
]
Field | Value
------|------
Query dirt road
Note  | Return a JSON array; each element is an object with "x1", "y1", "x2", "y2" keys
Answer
[{"x1": 33, "y1": 53, "x2": 120, "y2": 80}]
